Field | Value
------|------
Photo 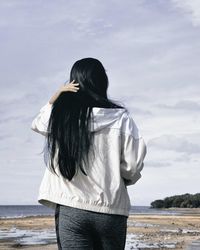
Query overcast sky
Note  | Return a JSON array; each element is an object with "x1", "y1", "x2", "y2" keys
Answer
[{"x1": 0, "y1": 0, "x2": 199, "y2": 206}]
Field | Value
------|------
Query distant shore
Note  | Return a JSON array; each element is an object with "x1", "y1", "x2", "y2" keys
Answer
[{"x1": 0, "y1": 208, "x2": 200, "y2": 249}]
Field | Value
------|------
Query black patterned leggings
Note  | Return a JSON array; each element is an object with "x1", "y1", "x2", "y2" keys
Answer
[{"x1": 55, "y1": 204, "x2": 128, "y2": 250}]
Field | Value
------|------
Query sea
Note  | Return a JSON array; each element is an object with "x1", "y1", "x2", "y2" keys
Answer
[{"x1": 0, "y1": 205, "x2": 182, "y2": 218}]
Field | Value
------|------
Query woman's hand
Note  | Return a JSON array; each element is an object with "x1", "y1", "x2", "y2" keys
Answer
[
  {"x1": 49, "y1": 80, "x2": 80, "y2": 104},
  {"x1": 59, "y1": 80, "x2": 80, "y2": 93}
]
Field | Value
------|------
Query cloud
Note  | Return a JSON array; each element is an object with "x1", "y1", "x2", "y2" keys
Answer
[
  {"x1": 0, "y1": 115, "x2": 23, "y2": 124},
  {"x1": 145, "y1": 160, "x2": 172, "y2": 168},
  {"x1": 156, "y1": 100, "x2": 200, "y2": 111},
  {"x1": 129, "y1": 107, "x2": 153, "y2": 116},
  {"x1": 148, "y1": 134, "x2": 200, "y2": 155},
  {"x1": 171, "y1": 0, "x2": 200, "y2": 27}
]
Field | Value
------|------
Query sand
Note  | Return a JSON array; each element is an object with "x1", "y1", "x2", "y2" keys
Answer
[{"x1": 0, "y1": 208, "x2": 200, "y2": 249}]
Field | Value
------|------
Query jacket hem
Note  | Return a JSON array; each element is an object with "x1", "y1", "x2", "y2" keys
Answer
[{"x1": 38, "y1": 193, "x2": 130, "y2": 217}]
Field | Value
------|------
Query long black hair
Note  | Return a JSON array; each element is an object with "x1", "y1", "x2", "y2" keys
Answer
[{"x1": 44, "y1": 57, "x2": 127, "y2": 181}]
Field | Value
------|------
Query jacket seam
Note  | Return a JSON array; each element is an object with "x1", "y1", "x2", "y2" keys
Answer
[{"x1": 96, "y1": 127, "x2": 142, "y2": 140}]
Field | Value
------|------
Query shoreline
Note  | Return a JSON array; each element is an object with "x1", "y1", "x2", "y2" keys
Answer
[{"x1": 0, "y1": 208, "x2": 200, "y2": 249}]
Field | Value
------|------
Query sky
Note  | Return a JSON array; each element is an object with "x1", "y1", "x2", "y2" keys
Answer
[{"x1": 0, "y1": 0, "x2": 199, "y2": 206}]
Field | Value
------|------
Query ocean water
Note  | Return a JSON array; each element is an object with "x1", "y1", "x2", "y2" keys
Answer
[
  {"x1": 0, "y1": 205, "x2": 182, "y2": 218},
  {"x1": 0, "y1": 205, "x2": 53, "y2": 218}
]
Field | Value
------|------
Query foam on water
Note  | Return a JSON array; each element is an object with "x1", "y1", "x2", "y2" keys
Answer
[
  {"x1": 127, "y1": 221, "x2": 157, "y2": 228},
  {"x1": 125, "y1": 233, "x2": 177, "y2": 249},
  {"x1": 160, "y1": 228, "x2": 200, "y2": 234},
  {"x1": 0, "y1": 227, "x2": 56, "y2": 245},
  {"x1": 0, "y1": 228, "x2": 178, "y2": 249}
]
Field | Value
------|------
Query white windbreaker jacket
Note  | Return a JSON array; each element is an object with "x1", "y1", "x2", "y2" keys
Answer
[{"x1": 31, "y1": 102, "x2": 147, "y2": 217}]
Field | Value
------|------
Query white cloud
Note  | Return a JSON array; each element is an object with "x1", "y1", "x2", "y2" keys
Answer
[
  {"x1": 171, "y1": 0, "x2": 200, "y2": 27},
  {"x1": 157, "y1": 100, "x2": 200, "y2": 111},
  {"x1": 148, "y1": 134, "x2": 200, "y2": 155}
]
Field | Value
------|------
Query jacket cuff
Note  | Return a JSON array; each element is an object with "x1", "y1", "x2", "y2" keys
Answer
[{"x1": 39, "y1": 102, "x2": 52, "y2": 112}]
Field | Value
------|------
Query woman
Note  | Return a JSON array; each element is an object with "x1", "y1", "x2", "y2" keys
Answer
[{"x1": 31, "y1": 57, "x2": 147, "y2": 250}]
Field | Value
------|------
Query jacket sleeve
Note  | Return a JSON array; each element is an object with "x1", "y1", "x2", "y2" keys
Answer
[
  {"x1": 31, "y1": 102, "x2": 53, "y2": 136},
  {"x1": 120, "y1": 114, "x2": 147, "y2": 186}
]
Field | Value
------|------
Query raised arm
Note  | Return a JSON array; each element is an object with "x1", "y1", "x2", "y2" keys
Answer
[
  {"x1": 31, "y1": 80, "x2": 80, "y2": 136},
  {"x1": 49, "y1": 80, "x2": 79, "y2": 104}
]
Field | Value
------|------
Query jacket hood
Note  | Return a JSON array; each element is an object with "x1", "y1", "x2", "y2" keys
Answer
[
  {"x1": 90, "y1": 107, "x2": 127, "y2": 132},
  {"x1": 31, "y1": 102, "x2": 128, "y2": 136}
]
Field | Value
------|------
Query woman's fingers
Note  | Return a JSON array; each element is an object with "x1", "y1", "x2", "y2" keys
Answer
[
  {"x1": 61, "y1": 80, "x2": 80, "y2": 92},
  {"x1": 69, "y1": 82, "x2": 79, "y2": 87},
  {"x1": 68, "y1": 80, "x2": 79, "y2": 86},
  {"x1": 69, "y1": 79, "x2": 79, "y2": 85}
]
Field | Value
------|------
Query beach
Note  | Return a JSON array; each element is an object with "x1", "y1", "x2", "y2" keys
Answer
[{"x1": 0, "y1": 208, "x2": 200, "y2": 249}]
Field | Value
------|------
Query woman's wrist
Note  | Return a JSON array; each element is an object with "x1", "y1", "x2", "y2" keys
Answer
[
  {"x1": 48, "y1": 80, "x2": 79, "y2": 104},
  {"x1": 49, "y1": 89, "x2": 61, "y2": 104}
]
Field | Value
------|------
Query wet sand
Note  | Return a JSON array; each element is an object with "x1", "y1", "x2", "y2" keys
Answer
[{"x1": 0, "y1": 208, "x2": 200, "y2": 249}]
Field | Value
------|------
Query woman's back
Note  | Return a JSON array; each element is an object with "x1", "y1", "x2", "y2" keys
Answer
[{"x1": 32, "y1": 103, "x2": 146, "y2": 217}]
